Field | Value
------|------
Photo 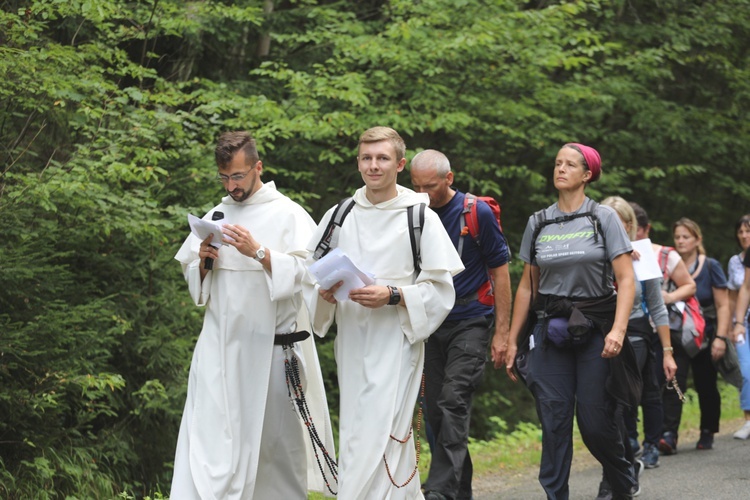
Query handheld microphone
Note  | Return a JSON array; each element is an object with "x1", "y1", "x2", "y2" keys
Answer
[{"x1": 204, "y1": 211, "x2": 224, "y2": 271}]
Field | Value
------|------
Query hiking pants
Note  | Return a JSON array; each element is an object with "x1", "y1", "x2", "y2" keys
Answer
[
  {"x1": 660, "y1": 331, "x2": 721, "y2": 436},
  {"x1": 625, "y1": 335, "x2": 664, "y2": 445},
  {"x1": 423, "y1": 315, "x2": 492, "y2": 500},
  {"x1": 526, "y1": 324, "x2": 636, "y2": 500}
]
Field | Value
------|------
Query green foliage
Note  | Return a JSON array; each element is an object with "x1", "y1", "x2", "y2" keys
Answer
[{"x1": 1, "y1": 0, "x2": 749, "y2": 495}]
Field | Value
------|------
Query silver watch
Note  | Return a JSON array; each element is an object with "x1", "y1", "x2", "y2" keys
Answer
[{"x1": 254, "y1": 246, "x2": 266, "y2": 261}]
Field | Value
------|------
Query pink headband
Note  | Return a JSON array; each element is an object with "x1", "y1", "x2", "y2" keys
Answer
[{"x1": 565, "y1": 143, "x2": 601, "y2": 183}]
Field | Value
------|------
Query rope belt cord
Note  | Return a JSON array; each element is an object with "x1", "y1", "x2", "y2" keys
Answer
[
  {"x1": 283, "y1": 345, "x2": 338, "y2": 495},
  {"x1": 383, "y1": 372, "x2": 424, "y2": 488}
]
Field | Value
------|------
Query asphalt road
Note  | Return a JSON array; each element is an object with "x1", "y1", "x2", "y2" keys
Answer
[{"x1": 474, "y1": 426, "x2": 750, "y2": 499}]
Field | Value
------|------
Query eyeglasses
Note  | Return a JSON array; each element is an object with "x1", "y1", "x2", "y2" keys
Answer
[{"x1": 217, "y1": 170, "x2": 252, "y2": 184}]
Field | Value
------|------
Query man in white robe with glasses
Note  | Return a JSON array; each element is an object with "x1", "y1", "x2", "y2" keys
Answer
[{"x1": 172, "y1": 131, "x2": 335, "y2": 499}]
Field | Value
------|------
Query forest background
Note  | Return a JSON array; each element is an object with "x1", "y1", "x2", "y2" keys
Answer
[{"x1": 1, "y1": 0, "x2": 749, "y2": 497}]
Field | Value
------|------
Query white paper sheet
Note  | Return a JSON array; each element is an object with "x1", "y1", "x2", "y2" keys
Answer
[
  {"x1": 188, "y1": 213, "x2": 229, "y2": 248},
  {"x1": 308, "y1": 248, "x2": 375, "y2": 301},
  {"x1": 631, "y1": 238, "x2": 662, "y2": 281}
]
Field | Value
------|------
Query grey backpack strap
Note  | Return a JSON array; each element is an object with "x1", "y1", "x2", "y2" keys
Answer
[
  {"x1": 407, "y1": 203, "x2": 425, "y2": 274},
  {"x1": 529, "y1": 208, "x2": 548, "y2": 265},
  {"x1": 313, "y1": 197, "x2": 356, "y2": 260}
]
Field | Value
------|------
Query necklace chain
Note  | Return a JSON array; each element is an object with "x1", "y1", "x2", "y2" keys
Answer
[
  {"x1": 283, "y1": 346, "x2": 338, "y2": 495},
  {"x1": 383, "y1": 373, "x2": 424, "y2": 488}
]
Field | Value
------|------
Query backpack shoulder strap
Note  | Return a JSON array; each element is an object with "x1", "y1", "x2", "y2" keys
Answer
[
  {"x1": 529, "y1": 201, "x2": 609, "y2": 288},
  {"x1": 312, "y1": 197, "x2": 356, "y2": 260},
  {"x1": 464, "y1": 193, "x2": 480, "y2": 240},
  {"x1": 658, "y1": 246, "x2": 673, "y2": 279},
  {"x1": 529, "y1": 208, "x2": 548, "y2": 265},
  {"x1": 691, "y1": 254, "x2": 706, "y2": 278},
  {"x1": 457, "y1": 193, "x2": 477, "y2": 257},
  {"x1": 407, "y1": 203, "x2": 426, "y2": 274}
]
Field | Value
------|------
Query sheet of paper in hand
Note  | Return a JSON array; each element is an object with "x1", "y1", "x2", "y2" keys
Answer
[
  {"x1": 188, "y1": 213, "x2": 232, "y2": 248},
  {"x1": 308, "y1": 247, "x2": 375, "y2": 301}
]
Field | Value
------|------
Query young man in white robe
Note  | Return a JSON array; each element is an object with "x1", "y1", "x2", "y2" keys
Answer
[
  {"x1": 304, "y1": 126, "x2": 464, "y2": 499},
  {"x1": 172, "y1": 131, "x2": 335, "y2": 499}
]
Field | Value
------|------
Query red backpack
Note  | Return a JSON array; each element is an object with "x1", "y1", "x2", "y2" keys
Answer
[
  {"x1": 457, "y1": 193, "x2": 504, "y2": 307},
  {"x1": 658, "y1": 246, "x2": 707, "y2": 357}
]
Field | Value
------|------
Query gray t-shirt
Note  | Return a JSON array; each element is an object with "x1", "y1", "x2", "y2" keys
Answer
[{"x1": 519, "y1": 198, "x2": 632, "y2": 298}]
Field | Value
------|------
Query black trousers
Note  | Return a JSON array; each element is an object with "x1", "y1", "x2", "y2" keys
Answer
[
  {"x1": 625, "y1": 334, "x2": 664, "y2": 445},
  {"x1": 422, "y1": 315, "x2": 492, "y2": 500},
  {"x1": 658, "y1": 330, "x2": 721, "y2": 436},
  {"x1": 526, "y1": 324, "x2": 636, "y2": 500}
]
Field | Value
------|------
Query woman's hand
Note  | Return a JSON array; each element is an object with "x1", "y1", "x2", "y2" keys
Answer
[
  {"x1": 602, "y1": 329, "x2": 626, "y2": 358},
  {"x1": 505, "y1": 343, "x2": 518, "y2": 382},
  {"x1": 711, "y1": 336, "x2": 727, "y2": 362},
  {"x1": 663, "y1": 351, "x2": 677, "y2": 380}
]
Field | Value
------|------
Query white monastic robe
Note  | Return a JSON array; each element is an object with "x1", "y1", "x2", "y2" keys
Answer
[
  {"x1": 172, "y1": 182, "x2": 335, "y2": 499},
  {"x1": 304, "y1": 186, "x2": 464, "y2": 499}
]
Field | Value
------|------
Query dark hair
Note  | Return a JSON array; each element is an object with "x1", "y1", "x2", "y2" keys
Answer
[
  {"x1": 629, "y1": 202, "x2": 650, "y2": 229},
  {"x1": 735, "y1": 214, "x2": 750, "y2": 248},
  {"x1": 215, "y1": 131, "x2": 260, "y2": 168}
]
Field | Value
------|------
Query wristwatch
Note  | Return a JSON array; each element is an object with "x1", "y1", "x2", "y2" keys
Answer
[
  {"x1": 254, "y1": 246, "x2": 266, "y2": 262},
  {"x1": 387, "y1": 285, "x2": 401, "y2": 305}
]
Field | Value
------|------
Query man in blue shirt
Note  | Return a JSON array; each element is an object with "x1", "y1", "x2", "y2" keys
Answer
[{"x1": 411, "y1": 150, "x2": 511, "y2": 500}]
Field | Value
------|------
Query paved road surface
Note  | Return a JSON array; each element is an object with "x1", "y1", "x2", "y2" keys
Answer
[{"x1": 474, "y1": 428, "x2": 750, "y2": 499}]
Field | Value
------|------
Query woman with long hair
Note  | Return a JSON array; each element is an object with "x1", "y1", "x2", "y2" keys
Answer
[
  {"x1": 727, "y1": 214, "x2": 750, "y2": 439},
  {"x1": 504, "y1": 144, "x2": 639, "y2": 499},
  {"x1": 628, "y1": 202, "x2": 696, "y2": 465},
  {"x1": 663, "y1": 218, "x2": 731, "y2": 452}
]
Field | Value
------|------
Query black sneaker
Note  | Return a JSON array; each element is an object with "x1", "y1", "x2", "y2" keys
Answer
[
  {"x1": 634, "y1": 459, "x2": 644, "y2": 479},
  {"x1": 641, "y1": 442, "x2": 660, "y2": 468},
  {"x1": 658, "y1": 431, "x2": 678, "y2": 455},
  {"x1": 611, "y1": 484, "x2": 640, "y2": 500},
  {"x1": 629, "y1": 437, "x2": 642, "y2": 458},
  {"x1": 596, "y1": 478, "x2": 613, "y2": 500},
  {"x1": 424, "y1": 492, "x2": 449, "y2": 500},
  {"x1": 696, "y1": 429, "x2": 714, "y2": 450}
]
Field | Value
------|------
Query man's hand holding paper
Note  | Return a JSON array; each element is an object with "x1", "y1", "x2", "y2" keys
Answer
[
  {"x1": 308, "y1": 248, "x2": 375, "y2": 302},
  {"x1": 188, "y1": 213, "x2": 227, "y2": 249}
]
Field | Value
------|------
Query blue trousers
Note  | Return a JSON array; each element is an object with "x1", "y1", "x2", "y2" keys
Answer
[
  {"x1": 526, "y1": 324, "x2": 636, "y2": 500},
  {"x1": 737, "y1": 315, "x2": 750, "y2": 411}
]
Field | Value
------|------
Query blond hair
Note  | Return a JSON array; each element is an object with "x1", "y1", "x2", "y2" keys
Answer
[
  {"x1": 673, "y1": 217, "x2": 706, "y2": 255},
  {"x1": 602, "y1": 196, "x2": 637, "y2": 241},
  {"x1": 358, "y1": 126, "x2": 406, "y2": 161}
]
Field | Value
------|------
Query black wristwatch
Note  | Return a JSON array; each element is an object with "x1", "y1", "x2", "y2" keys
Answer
[{"x1": 387, "y1": 285, "x2": 401, "y2": 305}]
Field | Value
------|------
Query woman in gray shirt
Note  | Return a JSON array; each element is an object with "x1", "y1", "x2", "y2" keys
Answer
[{"x1": 504, "y1": 144, "x2": 638, "y2": 500}]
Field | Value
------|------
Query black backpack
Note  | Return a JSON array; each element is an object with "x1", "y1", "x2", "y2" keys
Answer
[{"x1": 312, "y1": 197, "x2": 426, "y2": 274}]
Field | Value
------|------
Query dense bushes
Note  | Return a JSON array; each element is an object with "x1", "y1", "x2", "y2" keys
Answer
[{"x1": 1, "y1": 0, "x2": 748, "y2": 495}]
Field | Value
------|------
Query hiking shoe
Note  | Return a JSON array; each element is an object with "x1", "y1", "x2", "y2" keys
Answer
[
  {"x1": 629, "y1": 482, "x2": 642, "y2": 498},
  {"x1": 733, "y1": 420, "x2": 750, "y2": 440},
  {"x1": 596, "y1": 478, "x2": 613, "y2": 500},
  {"x1": 641, "y1": 442, "x2": 660, "y2": 468},
  {"x1": 696, "y1": 429, "x2": 714, "y2": 450},
  {"x1": 634, "y1": 459, "x2": 644, "y2": 479},
  {"x1": 424, "y1": 492, "x2": 449, "y2": 500},
  {"x1": 611, "y1": 483, "x2": 640, "y2": 500},
  {"x1": 658, "y1": 431, "x2": 678, "y2": 455},
  {"x1": 629, "y1": 436, "x2": 642, "y2": 457}
]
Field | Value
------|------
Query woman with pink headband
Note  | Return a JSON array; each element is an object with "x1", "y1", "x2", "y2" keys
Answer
[{"x1": 504, "y1": 143, "x2": 640, "y2": 499}]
